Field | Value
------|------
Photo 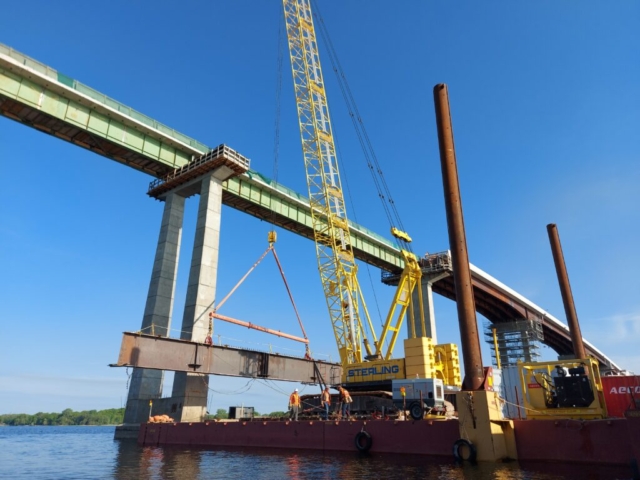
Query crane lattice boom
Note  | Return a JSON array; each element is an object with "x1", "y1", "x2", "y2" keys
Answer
[
  {"x1": 283, "y1": 0, "x2": 370, "y2": 365},
  {"x1": 283, "y1": 0, "x2": 425, "y2": 371}
]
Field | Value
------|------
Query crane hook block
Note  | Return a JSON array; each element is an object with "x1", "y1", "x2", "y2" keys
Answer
[
  {"x1": 391, "y1": 227, "x2": 412, "y2": 243},
  {"x1": 268, "y1": 231, "x2": 277, "y2": 245}
]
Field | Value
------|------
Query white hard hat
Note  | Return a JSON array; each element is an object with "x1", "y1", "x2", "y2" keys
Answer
[{"x1": 294, "y1": 388, "x2": 298, "y2": 392}]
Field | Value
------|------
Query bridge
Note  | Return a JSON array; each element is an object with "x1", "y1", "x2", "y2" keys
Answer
[{"x1": 0, "y1": 42, "x2": 620, "y2": 374}]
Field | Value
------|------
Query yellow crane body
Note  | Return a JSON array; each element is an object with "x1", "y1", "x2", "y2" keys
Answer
[{"x1": 282, "y1": 0, "x2": 462, "y2": 390}]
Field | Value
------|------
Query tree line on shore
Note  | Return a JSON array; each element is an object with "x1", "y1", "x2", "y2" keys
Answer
[
  {"x1": 0, "y1": 408, "x2": 125, "y2": 426},
  {"x1": 206, "y1": 409, "x2": 288, "y2": 420},
  {"x1": 0, "y1": 407, "x2": 293, "y2": 426}
]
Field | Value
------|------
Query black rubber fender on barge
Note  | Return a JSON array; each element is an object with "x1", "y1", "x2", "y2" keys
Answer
[
  {"x1": 452, "y1": 438, "x2": 477, "y2": 462},
  {"x1": 354, "y1": 431, "x2": 372, "y2": 452}
]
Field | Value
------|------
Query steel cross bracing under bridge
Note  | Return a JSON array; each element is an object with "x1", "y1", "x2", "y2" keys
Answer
[{"x1": 0, "y1": 43, "x2": 621, "y2": 373}]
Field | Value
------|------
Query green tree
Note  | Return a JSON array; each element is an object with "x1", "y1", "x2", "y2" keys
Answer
[
  {"x1": 268, "y1": 411, "x2": 288, "y2": 418},
  {"x1": 0, "y1": 408, "x2": 125, "y2": 426},
  {"x1": 214, "y1": 408, "x2": 228, "y2": 419}
]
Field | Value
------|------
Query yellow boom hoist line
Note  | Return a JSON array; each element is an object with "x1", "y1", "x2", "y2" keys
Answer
[{"x1": 282, "y1": 0, "x2": 424, "y2": 367}]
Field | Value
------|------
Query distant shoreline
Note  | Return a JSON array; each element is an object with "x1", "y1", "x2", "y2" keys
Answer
[
  {"x1": 0, "y1": 408, "x2": 124, "y2": 426},
  {"x1": 0, "y1": 424, "x2": 120, "y2": 427}
]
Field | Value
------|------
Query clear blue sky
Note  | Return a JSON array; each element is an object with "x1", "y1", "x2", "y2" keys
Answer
[{"x1": 1, "y1": 1, "x2": 639, "y2": 415}]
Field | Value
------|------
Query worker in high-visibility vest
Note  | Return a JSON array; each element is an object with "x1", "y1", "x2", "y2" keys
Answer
[
  {"x1": 339, "y1": 386, "x2": 352, "y2": 419},
  {"x1": 321, "y1": 387, "x2": 331, "y2": 420},
  {"x1": 289, "y1": 388, "x2": 301, "y2": 421}
]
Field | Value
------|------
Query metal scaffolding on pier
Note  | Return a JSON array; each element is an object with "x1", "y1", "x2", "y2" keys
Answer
[{"x1": 484, "y1": 319, "x2": 544, "y2": 367}]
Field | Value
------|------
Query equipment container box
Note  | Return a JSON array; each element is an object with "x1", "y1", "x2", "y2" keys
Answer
[
  {"x1": 228, "y1": 406, "x2": 254, "y2": 419},
  {"x1": 392, "y1": 378, "x2": 444, "y2": 407}
]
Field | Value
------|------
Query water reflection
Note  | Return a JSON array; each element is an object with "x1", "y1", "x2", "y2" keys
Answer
[
  {"x1": 113, "y1": 441, "x2": 204, "y2": 479},
  {"x1": 286, "y1": 453, "x2": 303, "y2": 479},
  {"x1": 160, "y1": 448, "x2": 202, "y2": 479},
  {"x1": 2, "y1": 426, "x2": 632, "y2": 480},
  {"x1": 112, "y1": 440, "x2": 633, "y2": 480}
]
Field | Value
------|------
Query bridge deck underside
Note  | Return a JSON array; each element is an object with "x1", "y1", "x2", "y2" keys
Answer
[
  {"x1": 0, "y1": 95, "x2": 173, "y2": 177},
  {"x1": 433, "y1": 276, "x2": 578, "y2": 359}
]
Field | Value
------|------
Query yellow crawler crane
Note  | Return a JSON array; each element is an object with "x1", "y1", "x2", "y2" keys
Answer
[{"x1": 282, "y1": 0, "x2": 460, "y2": 390}]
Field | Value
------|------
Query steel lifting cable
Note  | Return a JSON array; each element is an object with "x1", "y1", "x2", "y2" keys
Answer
[
  {"x1": 257, "y1": 378, "x2": 290, "y2": 396},
  {"x1": 199, "y1": 374, "x2": 256, "y2": 396},
  {"x1": 211, "y1": 241, "x2": 312, "y2": 358},
  {"x1": 334, "y1": 136, "x2": 385, "y2": 337},
  {"x1": 257, "y1": 380, "x2": 321, "y2": 414},
  {"x1": 224, "y1": 7, "x2": 315, "y2": 357},
  {"x1": 270, "y1": 7, "x2": 285, "y2": 227},
  {"x1": 313, "y1": 8, "x2": 393, "y2": 228},
  {"x1": 311, "y1": 0, "x2": 412, "y2": 252},
  {"x1": 215, "y1": 245, "x2": 273, "y2": 312},
  {"x1": 270, "y1": 18, "x2": 314, "y2": 357},
  {"x1": 309, "y1": 2, "x2": 391, "y2": 331},
  {"x1": 205, "y1": 245, "x2": 272, "y2": 345},
  {"x1": 270, "y1": 247, "x2": 311, "y2": 358}
]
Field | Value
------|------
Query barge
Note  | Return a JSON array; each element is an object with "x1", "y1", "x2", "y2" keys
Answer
[{"x1": 136, "y1": 412, "x2": 640, "y2": 468}]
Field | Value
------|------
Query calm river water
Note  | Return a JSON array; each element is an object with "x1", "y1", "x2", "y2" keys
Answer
[{"x1": 0, "y1": 426, "x2": 634, "y2": 479}]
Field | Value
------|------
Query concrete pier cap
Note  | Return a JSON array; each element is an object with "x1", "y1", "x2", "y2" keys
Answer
[{"x1": 148, "y1": 144, "x2": 250, "y2": 200}]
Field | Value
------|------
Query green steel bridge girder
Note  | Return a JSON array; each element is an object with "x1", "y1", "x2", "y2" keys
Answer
[
  {"x1": 0, "y1": 44, "x2": 197, "y2": 176},
  {"x1": 225, "y1": 172, "x2": 404, "y2": 271}
]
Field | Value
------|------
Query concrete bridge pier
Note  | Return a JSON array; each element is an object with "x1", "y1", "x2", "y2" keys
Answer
[
  {"x1": 122, "y1": 192, "x2": 185, "y2": 426},
  {"x1": 406, "y1": 271, "x2": 450, "y2": 342},
  {"x1": 115, "y1": 147, "x2": 250, "y2": 439},
  {"x1": 169, "y1": 172, "x2": 222, "y2": 423}
]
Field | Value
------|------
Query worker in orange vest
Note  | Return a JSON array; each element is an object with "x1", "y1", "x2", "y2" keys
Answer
[
  {"x1": 321, "y1": 386, "x2": 331, "y2": 420},
  {"x1": 289, "y1": 388, "x2": 301, "y2": 421},
  {"x1": 339, "y1": 386, "x2": 352, "y2": 419}
]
